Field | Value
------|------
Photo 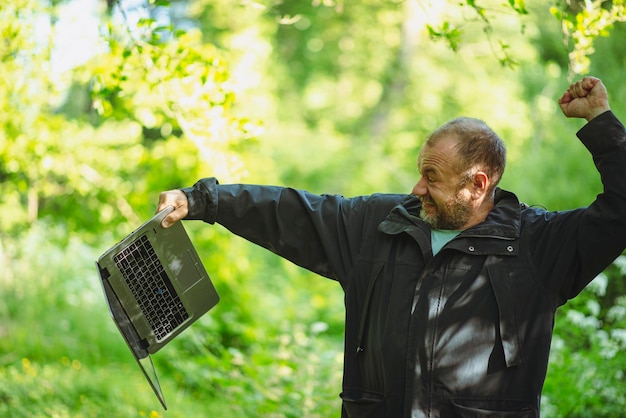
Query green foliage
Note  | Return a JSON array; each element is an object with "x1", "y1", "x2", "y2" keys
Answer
[
  {"x1": 0, "y1": 0, "x2": 58, "y2": 233},
  {"x1": 419, "y1": 0, "x2": 626, "y2": 74},
  {"x1": 157, "y1": 317, "x2": 342, "y2": 417},
  {"x1": 0, "y1": 0, "x2": 263, "y2": 239},
  {"x1": 421, "y1": 0, "x2": 530, "y2": 69},
  {"x1": 543, "y1": 260, "x2": 626, "y2": 417},
  {"x1": 426, "y1": 22, "x2": 463, "y2": 52},
  {"x1": 551, "y1": 0, "x2": 626, "y2": 75}
]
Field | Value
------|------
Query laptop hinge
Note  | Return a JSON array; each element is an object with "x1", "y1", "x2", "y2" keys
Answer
[
  {"x1": 140, "y1": 338, "x2": 150, "y2": 350},
  {"x1": 97, "y1": 263, "x2": 111, "y2": 280}
]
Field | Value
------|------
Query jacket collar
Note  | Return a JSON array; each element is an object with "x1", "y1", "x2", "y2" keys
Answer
[
  {"x1": 379, "y1": 188, "x2": 522, "y2": 241},
  {"x1": 463, "y1": 188, "x2": 521, "y2": 240}
]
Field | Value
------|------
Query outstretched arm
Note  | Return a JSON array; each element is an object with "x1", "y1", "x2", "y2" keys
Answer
[{"x1": 558, "y1": 76, "x2": 611, "y2": 122}]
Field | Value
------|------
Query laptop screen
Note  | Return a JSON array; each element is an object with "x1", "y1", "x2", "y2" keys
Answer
[{"x1": 101, "y1": 276, "x2": 168, "y2": 409}]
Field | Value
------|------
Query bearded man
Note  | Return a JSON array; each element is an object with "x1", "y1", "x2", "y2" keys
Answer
[{"x1": 157, "y1": 76, "x2": 626, "y2": 417}]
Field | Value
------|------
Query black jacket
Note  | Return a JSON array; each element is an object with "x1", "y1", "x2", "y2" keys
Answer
[{"x1": 183, "y1": 111, "x2": 626, "y2": 417}]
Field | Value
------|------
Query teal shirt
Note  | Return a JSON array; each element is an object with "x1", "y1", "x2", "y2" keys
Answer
[{"x1": 431, "y1": 229, "x2": 462, "y2": 255}]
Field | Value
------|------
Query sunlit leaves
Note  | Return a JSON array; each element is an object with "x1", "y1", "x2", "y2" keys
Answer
[
  {"x1": 0, "y1": 0, "x2": 66, "y2": 230},
  {"x1": 428, "y1": 0, "x2": 624, "y2": 75},
  {"x1": 422, "y1": 1, "x2": 522, "y2": 68},
  {"x1": 0, "y1": 0, "x2": 259, "y2": 235},
  {"x1": 551, "y1": 0, "x2": 626, "y2": 75},
  {"x1": 507, "y1": 0, "x2": 528, "y2": 15},
  {"x1": 85, "y1": 10, "x2": 261, "y2": 184},
  {"x1": 426, "y1": 22, "x2": 462, "y2": 52}
]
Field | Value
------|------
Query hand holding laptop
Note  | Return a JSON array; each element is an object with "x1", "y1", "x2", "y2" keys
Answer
[{"x1": 157, "y1": 189, "x2": 188, "y2": 228}]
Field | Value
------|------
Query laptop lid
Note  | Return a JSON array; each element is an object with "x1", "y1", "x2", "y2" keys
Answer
[
  {"x1": 96, "y1": 206, "x2": 219, "y2": 408},
  {"x1": 99, "y1": 275, "x2": 168, "y2": 409}
]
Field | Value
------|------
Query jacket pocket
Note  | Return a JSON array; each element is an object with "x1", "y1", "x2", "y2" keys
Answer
[
  {"x1": 340, "y1": 389, "x2": 386, "y2": 418},
  {"x1": 450, "y1": 398, "x2": 537, "y2": 418}
]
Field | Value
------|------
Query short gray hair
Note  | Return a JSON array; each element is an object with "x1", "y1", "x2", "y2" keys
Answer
[{"x1": 426, "y1": 117, "x2": 507, "y2": 189}]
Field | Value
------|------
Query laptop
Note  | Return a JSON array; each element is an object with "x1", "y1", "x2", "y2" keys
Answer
[{"x1": 95, "y1": 206, "x2": 220, "y2": 409}]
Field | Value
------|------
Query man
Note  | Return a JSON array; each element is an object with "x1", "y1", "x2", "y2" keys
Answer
[{"x1": 157, "y1": 77, "x2": 626, "y2": 417}]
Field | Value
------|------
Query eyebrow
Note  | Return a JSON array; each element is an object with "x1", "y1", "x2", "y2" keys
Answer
[{"x1": 419, "y1": 166, "x2": 438, "y2": 179}]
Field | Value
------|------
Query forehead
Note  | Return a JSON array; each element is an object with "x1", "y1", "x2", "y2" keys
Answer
[{"x1": 418, "y1": 136, "x2": 460, "y2": 171}]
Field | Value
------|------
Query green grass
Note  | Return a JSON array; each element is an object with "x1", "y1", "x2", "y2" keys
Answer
[{"x1": 0, "y1": 356, "x2": 242, "y2": 417}]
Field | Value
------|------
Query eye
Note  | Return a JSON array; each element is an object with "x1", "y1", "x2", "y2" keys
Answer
[{"x1": 418, "y1": 166, "x2": 437, "y2": 183}]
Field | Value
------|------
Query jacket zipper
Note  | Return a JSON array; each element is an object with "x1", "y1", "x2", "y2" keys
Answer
[{"x1": 355, "y1": 265, "x2": 379, "y2": 354}]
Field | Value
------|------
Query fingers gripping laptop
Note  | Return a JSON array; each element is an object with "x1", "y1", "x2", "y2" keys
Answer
[{"x1": 96, "y1": 206, "x2": 220, "y2": 409}]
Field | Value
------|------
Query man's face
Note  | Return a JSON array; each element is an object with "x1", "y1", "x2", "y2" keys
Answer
[{"x1": 412, "y1": 136, "x2": 474, "y2": 230}]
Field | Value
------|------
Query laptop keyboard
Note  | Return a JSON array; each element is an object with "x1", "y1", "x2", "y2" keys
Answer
[{"x1": 114, "y1": 234, "x2": 189, "y2": 340}]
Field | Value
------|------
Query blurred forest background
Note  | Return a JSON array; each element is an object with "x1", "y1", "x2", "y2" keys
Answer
[{"x1": 2, "y1": 0, "x2": 626, "y2": 416}]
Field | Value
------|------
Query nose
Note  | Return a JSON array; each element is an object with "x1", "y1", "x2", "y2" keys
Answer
[{"x1": 412, "y1": 176, "x2": 427, "y2": 197}]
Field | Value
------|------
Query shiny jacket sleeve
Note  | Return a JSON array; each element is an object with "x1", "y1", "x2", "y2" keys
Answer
[
  {"x1": 527, "y1": 111, "x2": 626, "y2": 303},
  {"x1": 181, "y1": 178, "x2": 403, "y2": 283}
]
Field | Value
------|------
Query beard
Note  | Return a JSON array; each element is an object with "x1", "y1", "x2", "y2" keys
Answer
[{"x1": 420, "y1": 191, "x2": 472, "y2": 230}]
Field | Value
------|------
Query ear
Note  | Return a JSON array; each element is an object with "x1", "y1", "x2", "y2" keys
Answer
[{"x1": 469, "y1": 171, "x2": 490, "y2": 199}]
